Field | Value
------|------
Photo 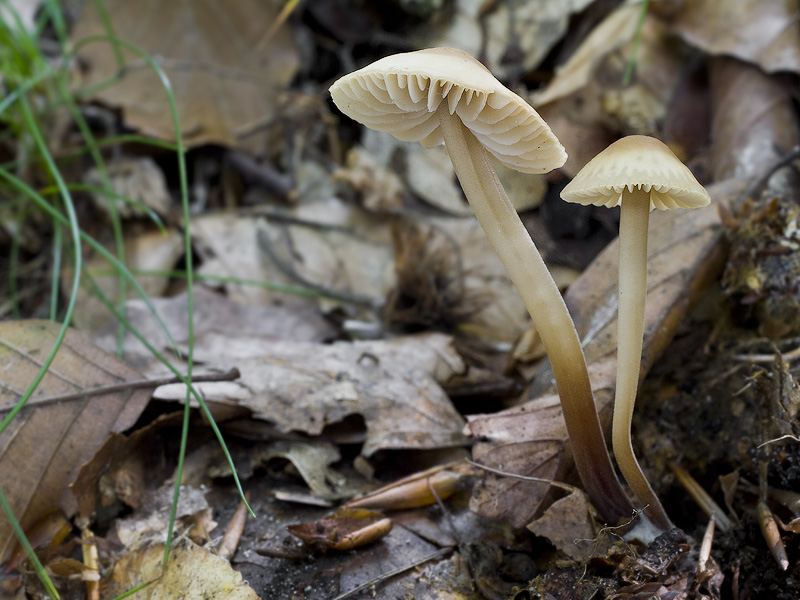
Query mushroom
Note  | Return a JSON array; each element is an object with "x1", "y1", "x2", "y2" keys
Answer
[
  {"x1": 330, "y1": 47, "x2": 634, "y2": 524},
  {"x1": 560, "y1": 135, "x2": 711, "y2": 529}
]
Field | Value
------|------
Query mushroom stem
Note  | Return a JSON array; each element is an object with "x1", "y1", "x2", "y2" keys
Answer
[
  {"x1": 614, "y1": 188, "x2": 672, "y2": 529},
  {"x1": 437, "y1": 104, "x2": 633, "y2": 525}
]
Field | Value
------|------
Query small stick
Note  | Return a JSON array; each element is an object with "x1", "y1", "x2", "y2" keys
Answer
[
  {"x1": 218, "y1": 492, "x2": 251, "y2": 560},
  {"x1": 758, "y1": 460, "x2": 789, "y2": 570},
  {"x1": 734, "y1": 344, "x2": 800, "y2": 363},
  {"x1": 670, "y1": 462, "x2": 734, "y2": 532},
  {"x1": 757, "y1": 501, "x2": 789, "y2": 570},
  {"x1": 331, "y1": 547, "x2": 453, "y2": 600},
  {"x1": 466, "y1": 459, "x2": 582, "y2": 494},
  {"x1": 0, "y1": 368, "x2": 241, "y2": 413},
  {"x1": 697, "y1": 514, "x2": 715, "y2": 576}
]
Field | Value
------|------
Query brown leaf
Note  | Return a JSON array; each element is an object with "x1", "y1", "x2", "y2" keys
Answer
[
  {"x1": 92, "y1": 287, "x2": 335, "y2": 371},
  {"x1": 0, "y1": 320, "x2": 150, "y2": 562},
  {"x1": 468, "y1": 391, "x2": 570, "y2": 528},
  {"x1": 710, "y1": 57, "x2": 800, "y2": 182},
  {"x1": 71, "y1": 0, "x2": 299, "y2": 147},
  {"x1": 528, "y1": 491, "x2": 598, "y2": 561},
  {"x1": 287, "y1": 507, "x2": 392, "y2": 552},
  {"x1": 103, "y1": 538, "x2": 258, "y2": 599},
  {"x1": 153, "y1": 333, "x2": 468, "y2": 457},
  {"x1": 672, "y1": 0, "x2": 800, "y2": 75}
]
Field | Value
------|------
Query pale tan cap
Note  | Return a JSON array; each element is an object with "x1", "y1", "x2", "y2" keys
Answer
[
  {"x1": 560, "y1": 136, "x2": 711, "y2": 211},
  {"x1": 329, "y1": 47, "x2": 566, "y2": 174}
]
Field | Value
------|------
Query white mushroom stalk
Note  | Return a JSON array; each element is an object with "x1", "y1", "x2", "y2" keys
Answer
[
  {"x1": 561, "y1": 136, "x2": 712, "y2": 531},
  {"x1": 331, "y1": 48, "x2": 635, "y2": 525}
]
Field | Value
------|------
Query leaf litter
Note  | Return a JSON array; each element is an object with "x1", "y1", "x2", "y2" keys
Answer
[{"x1": 6, "y1": 0, "x2": 800, "y2": 598}]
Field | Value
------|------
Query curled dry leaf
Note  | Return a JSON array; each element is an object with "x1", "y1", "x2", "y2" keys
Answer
[
  {"x1": 347, "y1": 462, "x2": 467, "y2": 511},
  {"x1": 0, "y1": 320, "x2": 150, "y2": 563},
  {"x1": 672, "y1": 0, "x2": 800, "y2": 75},
  {"x1": 530, "y1": 3, "x2": 642, "y2": 107},
  {"x1": 412, "y1": 0, "x2": 594, "y2": 80},
  {"x1": 92, "y1": 287, "x2": 335, "y2": 370},
  {"x1": 528, "y1": 490, "x2": 598, "y2": 561},
  {"x1": 153, "y1": 333, "x2": 468, "y2": 457},
  {"x1": 531, "y1": 5, "x2": 682, "y2": 174},
  {"x1": 287, "y1": 507, "x2": 392, "y2": 552},
  {"x1": 710, "y1": 57, "x2": 800, "y2": 182}
]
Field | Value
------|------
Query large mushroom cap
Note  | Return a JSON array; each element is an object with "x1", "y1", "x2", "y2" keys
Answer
[
  {"x1": 329, "y1": 47, "x2": 566, "y2": 174},
  {"x1": 560, "y1": 136, "x2": 711, "y2": 211}
]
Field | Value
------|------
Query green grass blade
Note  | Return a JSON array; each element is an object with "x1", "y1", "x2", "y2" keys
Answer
[
  {"x1": 0, "y1": 169, "x2": 180, "y2": 354},
  {"x1": 0, "y1": 486, "x2": 59, "y2": 599},
  {"x1": 622, "y1": 0, "x2": 650, "y2": 86}
]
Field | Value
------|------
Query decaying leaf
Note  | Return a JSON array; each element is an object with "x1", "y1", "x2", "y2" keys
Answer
[
  {"x1": 153, "y1": 333, "x2": 468, "y2": 457},
  {"x1": 71, "y1": 0, "x2": 299, "y2": 148},
  {"x1": 190, "y1": 200, "x2": 394, "y2": 311},
  {"x1": 103, "y1": 537, "x2": 258, "y2": 600},
  {"x1": 0, "y1": 320, "x2": 150, "y2": 563},
  {"x1": 412, "y1": 0, "x2": 594, "y2": 80},
  {"x1": 672, "y1": 0, "x2": 800, "y2": 75},
  {"x1": 115, "y1": 485, "x2": 215, "y2": 550},
  {"x1": 92, "y1": 287, "x2": 335, "y2": 370},
  {"x1": 532, "y1": 5, "x2": 683, "y2": 174},
  {"x1": 85, "y1": 157, "x2": 172, "y2": 219},
  {"x1": 528, "y1": 491, "x2": 598, "y2": 561},
  {"x1": 531, "y1": 3, "x2": 642, "y2": 108},
  {"x1": 206, "y1": 440, "x2": 347, "y2": 501},
  {"x1": 65, "y1": 226, "x2": 184, "y2": 332},
  {"x1": 287, "y1": 507, "x2": 392, "y2": 552},
  {"x1": 709, "y1": 57, "x2": 800, "y2": 182}
]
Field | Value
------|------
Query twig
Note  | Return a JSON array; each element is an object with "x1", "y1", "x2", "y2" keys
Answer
[
  {"x1": 735, "y1": 343, "x2": 800, "y2": 363},
  {"x1": 255, "y1": 228, "x2": 380, "y2": 309},
  {"x1": 330, "y1": 547, "x2": 453, "y2": 600},
  {"x1": 217, "y1": 492, "x2": 251, "y2": 560},
  {"x1": 466, "y1": 459, "x2": 581, "y2": 494},
  {"x1": 697, "y1": 514, "x2": 715, "y2": 576},
  {"x1": 0, "y1": 368, "x2": 241, "y2": 413},
  {"x1": 741, "y1": 144, "x2": 800, "y2": 202},
  {"x1": 669, "y1": 462, "x2": 734, "y2": 532}
]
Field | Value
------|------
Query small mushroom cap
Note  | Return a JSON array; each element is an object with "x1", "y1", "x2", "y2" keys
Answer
[
  {"x1": 329, "y1": 47, "x2": 566, "y2": 174},
  {"x1": 560, "y1": 136, "x2": 711, "y2": 211}
]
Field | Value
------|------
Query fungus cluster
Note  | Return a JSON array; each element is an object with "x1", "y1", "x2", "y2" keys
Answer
[{"x1": 330, "y1": 49, "x2": 710, "y2": 532}]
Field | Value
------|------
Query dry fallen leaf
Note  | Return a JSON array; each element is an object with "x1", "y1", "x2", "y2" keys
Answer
[
  {"x1": 190, "y1": 201, "x2": 394, "y2": 311},
  {"x1": 114, "y1": 485, "x2": 215, "y2": 550},
  {"x1": 412, "y1": 0, "x2": 594, "y2": 80},
  {"x1": 152, "y1": 333, "x2": 468, "y2": 457},
  {"x1": 103, "y1": 537, "x2": 258, "y2": 600},
  {"x1": 672, "y1": 0, "x2": 800, "y2": 75},
  {"x1": 0, "y1": 320, "x2": 150, "y2": 562},
  {"x1": 85, "y1": 157, "x2": 172, "y2": 219},
  {"x1": 92, "y1": 287, "x2": 335, "y2": 370},
  {"x1": 531, "y1": 3, "x2": 642, "y2": 108},
  {"x1": 287, "y1": 507, "x2": 392, "y2": 552},
  {"x1": 65, "y1": 226, "x2": 184, "y2": 332},
  {"x1": 71, "y1": 0, "x2": 299, "y2": 147},
  {"x1": 528, "y1": 490, "x2": 598, "y2": 561},
  {"x1": 710, "y1": 56, "x2": 800, "y2": 182}
]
